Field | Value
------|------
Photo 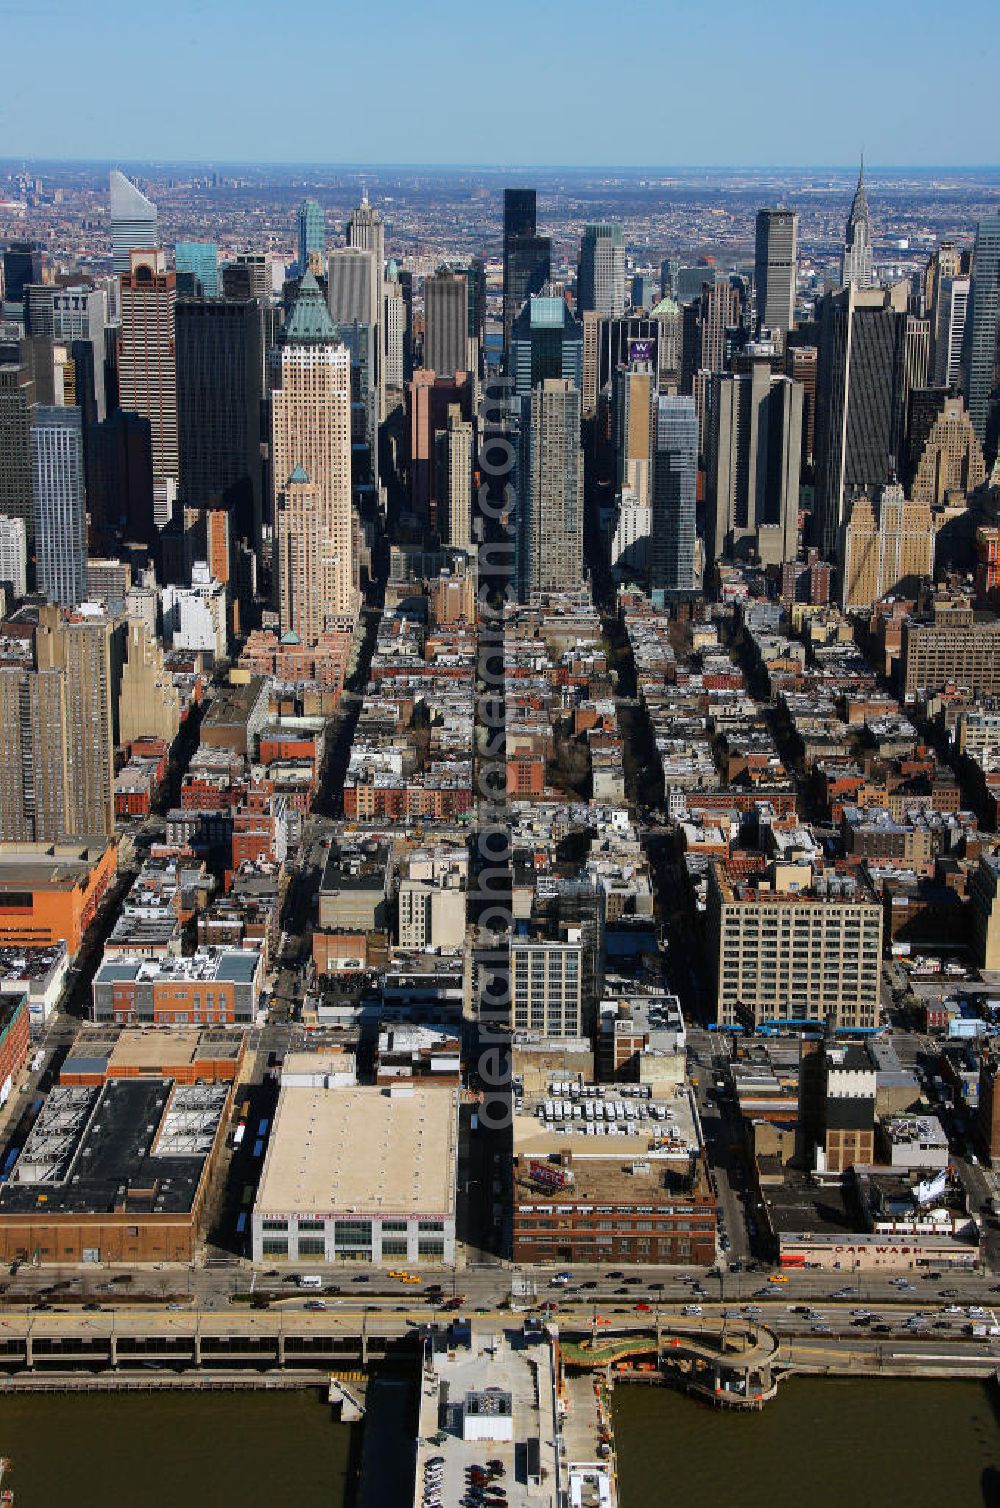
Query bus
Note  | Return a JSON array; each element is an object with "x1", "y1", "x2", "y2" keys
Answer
[
  {"x1": 239, "y1": 1099, "x2": 251, "y2": 1122},
  {"x1": 233, "y1": 1123, "x2": 246, "y2": 1149},
  {"x1": 257, "y1": 1119, "x2": 269, "y2": 1140},
  {"x1": 252, "y1": 1139, "x2": 264, "y2": 1159},
  {"x1": 235, "y1": 1212, "x2": 247, "y2": 1236},
  {"x1": 241, "y1": 1184, "x2": 255, "y2": 1207}
]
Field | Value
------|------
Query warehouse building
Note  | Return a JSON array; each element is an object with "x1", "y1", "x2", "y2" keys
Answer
[
  {"x1": 252, "y1": 1082, "x2": 458, "y2": 1265},
  {"x1": 511, "y1": 1076, "x2": 716, "y2": 1264},
  {"x1": 0, "y1": 1078, "x2": 231, "y2": 1262}
]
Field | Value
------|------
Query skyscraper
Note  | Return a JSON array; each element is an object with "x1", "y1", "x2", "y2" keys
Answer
[
  {"x1": 786, "y1": 340, "x2": 818, "y2": 471},
  {"x1": 503, "y1": 188, "x2": 550, "y2": 351},
  {"x1": 612, "y1": 362, "x2": 656, "y2": 515},
  {"x1": 328, "y1": 248, "x2": 374, "y2": 325},
  {"x1": 754, "y1": 208, "x2": 798, "y2": 336},
  {"x1": 22, "y1": 285, "x2": 54, "y2": 338},
  {"x1": 519, "y1": 378, "x2": 584, "y2": 600},
  {"x1": 61, "y1": 610, "x2": 122, "y2": 841},
  {"x1": 924, "y1": 240, "x2": 964, "y2": 326},
  {"x1": 705, "y1": 358, "x2": 803, "y2": 567},
  {"x1": 577, "y1": 224, "x2": 626, "y2": 320},
  {"x1": 504, "y1": 189, "x2": 536, "y2": 254},
  {"x1": 175, "y1": 295, "x2": 264, "y2": 548},
  {"x1": 438, "y1": 406, "x2": 475, "y2": 550},
  {"x1": 509, "y1": 294, "x2": 584, "y2": 398},
  {"x1": 2, "y1": 242, "x2": 42, "y2": 302},
  {"x1": 109, "y1": 170, "x2": 159, "y2": 275},
  {"x1": 52, "y1": 285, "x2": 109, "y2": 421},
  {"x1": 960, "y1": 217, "x2": 1000, "y2": 449},
  {"x1": 175, "y1": 241, "x2": 218, "y2": 298},
  {"x1": 906, "y1": 391, "x2": 986, "y2": 504},
  {"x1": 222, "y1": 253, "x2": 270, "y2": 302},
  {"x1": 840, "y1": 483, "x2": 935, "y2": 611},
  {"x1": 85, "y1": 411, "x2": 154, "y2": 549},
  {"x1": 424, "y1": 271, "x2": 469, "y2": 378},
  {"x1": 117, "y1": 249, "x2": 178, "y2": 497},
  {"x1": 841, "y1": 160, "x2": 875, "y2": 290},
  {"x1": 0, "y1": 516, "x2": 26, "y2": 598},
  {"x1": 407, "y1": 370, "x2": 474, "y2": 525},
  {"x1": 383, "y1": 264, "x2": 406, "y2": 390},
  {"x1": 346, "y1": 192, "x2": 384, "y2": 315},
  {"x1": 31, "y1": 406, "x2": 87, "y2": 607},
  {"x1": 345, "y1": 193, "x2": 385, "y2": 417},
  {"x1": 813, "y1": 283, "x2": 909, "y2": 556},
  {"x1": 0, "y1": 653, "x2": 68, "y2": 843},
  {"x1": 505, "y1": 236, "x2": 551, "y2": 355},
  {"x1": 932, "y1": 276, "x2": 970, "y2": 388},
  {"x1": 697, "y1": 276, "x2": 742, "y2": 375},
  {"x1": 630, "y1": 274, "x2": 657, "y2": 313},
  {"x1": 297, "y1": 199, "x2": 326, "y2": 277},
  {"x1": 610, "y1": 362, "x2": 656, "y2": 577},
  {"x1": 0, "y1": 360, "x2": 36, "y2": 539},
  {"x1": 650, "y1": 395, "x2": 698, "y2": 598},
  {"x1": 270, "y1": 272, "x2": 354, "y2": 635}
]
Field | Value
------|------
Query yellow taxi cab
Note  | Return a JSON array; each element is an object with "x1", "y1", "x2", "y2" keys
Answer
[
  {"x1": 400, "y1": 1273, "x2": 422, "y2": 1284},
  {"x1": 768, "y1": 1273, "x2": 790, "y2": 1284}
]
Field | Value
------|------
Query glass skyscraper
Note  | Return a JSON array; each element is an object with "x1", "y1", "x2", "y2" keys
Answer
[
  {"x1": 961, "y1": 217, "x2": 1000, "y2": 447},
  {"x1": 175, "y1": 296, "x2": 264, "y2": 547},
  {"x1": 650, "y1": 395, "x2": 698, "y2": 598},
  {"x1": 31, "y1": 406, "x2": 87, "y2": 607},
  {"x1": 509, "y1": 295, "x2": 584, "y2": 398},
  {"x1": 297, "y1": 198, "x2": 326, "y2": 276},
  {"x1": 503, "y1": 188, "x2": 550, "y2": 350},
  {"x1": 109, "y1": 170, "x2": 158, "y2": 275},
  {"x1": 577, "y1": 223, "x2": 626, "y2": 319},
  {"x1": 175, "y1": 241, "x2": 218, "y2": 298}
]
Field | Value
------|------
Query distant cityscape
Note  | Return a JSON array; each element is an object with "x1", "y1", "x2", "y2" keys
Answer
[{"x1": 0, "y1": 150, "x2": 999, "y2": 1506}]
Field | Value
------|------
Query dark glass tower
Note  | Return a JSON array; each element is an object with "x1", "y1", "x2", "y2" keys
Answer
[
  {"x1": 2, "y1": 242, "x2": 42, "y2": 303},
  {"x1": 509, "y1": 295, "x2": 583, "y2": 398},
  {"x1": 651, "y1": 395, "x2": 698, "y2": 598},
  {"x1": 503, "y1": 188, "x2": 550, "y2": 350},
  {"x1": 504, "y1": 189, "x2": 536, "y2": 249},
  {"x1": 174, "y1": 297, "x2": 265, "y2": 549},
  {"x1": 813, "y1": 285, "x2": 908, "y2": 556}
]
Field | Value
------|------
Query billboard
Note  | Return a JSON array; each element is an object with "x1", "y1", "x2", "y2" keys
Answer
[
  {"x1": 526, "y1": 1158, "x2": 572, "y2": 1191},
  {"x1": 629, "y1": 339, "x2": 654, "y2": 363}
]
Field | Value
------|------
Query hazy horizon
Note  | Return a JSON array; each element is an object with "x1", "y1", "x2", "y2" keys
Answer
[{"x1": 3, "y1": 159, "x2": 1000, "y2": 176}]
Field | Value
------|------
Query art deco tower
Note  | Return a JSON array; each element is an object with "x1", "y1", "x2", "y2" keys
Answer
[
  {"x1": 270, "y1": 272, "x2": 355, "y2": 636},
  {"x1": 841, "y1": 158, "x2": 875, "y2": 290}
]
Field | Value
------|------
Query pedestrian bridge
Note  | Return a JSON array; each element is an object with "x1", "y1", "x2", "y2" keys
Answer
[{"x1": 558, "y1": 1320, "x2": 780, "y2": 1409}]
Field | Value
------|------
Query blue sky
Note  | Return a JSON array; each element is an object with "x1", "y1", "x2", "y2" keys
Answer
[{"x1": 2, "y1": 0, "x2": 997, "y2": 166}]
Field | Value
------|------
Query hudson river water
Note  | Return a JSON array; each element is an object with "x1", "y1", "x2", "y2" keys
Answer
[
  {"x1": 614, "y1": 1378, "x2": 1000, "y2": 1508},
  {"x1": 0, "y1": 1379, "x2": 997, "y2": 1506},
  {"x1": 0, "y1": 1391, "x2": 354, "y2": 1507}
]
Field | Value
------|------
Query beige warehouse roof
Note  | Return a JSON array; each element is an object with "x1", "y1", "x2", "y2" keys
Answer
[{"x1": 255, "y1": 1084, "x2": 458, "y2": 1219}]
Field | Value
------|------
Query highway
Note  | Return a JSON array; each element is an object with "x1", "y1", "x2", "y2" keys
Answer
[
  {"x1": 6, "y1": 1255, "x2": 1000, "y2": 1314},
  {"x1": 0, "y1": 1301, "x2": 996, "y2": 1388}
]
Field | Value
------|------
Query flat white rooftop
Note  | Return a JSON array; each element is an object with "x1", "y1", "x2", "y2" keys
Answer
[{"x1": 255, "y1": 1083, "x2": 458, "y2": 1219}]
